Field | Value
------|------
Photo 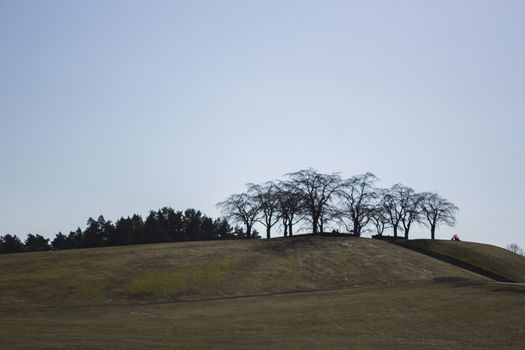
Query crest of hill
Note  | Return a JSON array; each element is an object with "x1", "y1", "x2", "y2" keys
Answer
[{"x1": 0, "y1": 236, "x2": 491, "y2": 307}]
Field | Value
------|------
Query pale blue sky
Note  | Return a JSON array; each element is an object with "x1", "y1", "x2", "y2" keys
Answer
[{"x1": 1, "y1": 0, "x2": 524, "y2": 248}]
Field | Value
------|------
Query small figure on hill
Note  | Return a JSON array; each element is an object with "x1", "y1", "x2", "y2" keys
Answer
[{"x1": 451, "y1": 234, "x2": 460, "y2": 241}]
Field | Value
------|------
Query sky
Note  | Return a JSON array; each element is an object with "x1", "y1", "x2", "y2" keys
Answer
[{"x1": 0, "y1": 0, "x2": 524, "y2": 249}]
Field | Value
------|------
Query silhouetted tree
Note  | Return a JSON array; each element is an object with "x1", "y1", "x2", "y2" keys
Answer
[
  {"x1": 49, "y1": 207, "x2": 229, "y2": 251},
  {"x1": 24, "y1": 234, "x2": 50, "y2": 251},
  {"x1": 506, "y1": 243, "x2": 524, "y2": 256},
  {"x1": 275, "y1": 182, "x2": 303, "y2": 237},
  {"x1": 82, "y1": 216, "x2": 111, "y2": 247},
  {"x1": 142, "y1": 207, "x2": 217, "y2": 243},
  {"x1": 0, "y1": 234, "x2": 25, "y2": 253},
  {"x1": 421, "y1": 192, "x2": 458, "y2": 239},
  {"x1": 67, "y1": 228, "x2": 84, "y2": 249},
  {"x1": 144, "y1": 209, "x2": 168, "y2": 243},
  {"x1": 370, "y1": 204, "x2": 389, "y2": 236},
  {"x1": 398, "y1": 186, "x2": 424, "y2": 239},
  {"x1": 200, "y1": 216, "x2": 216, "y2": 240},
  {"x1": 51, "y1": 232, "x2": 69, "y2": 250},
  {"x1": 338, "y1": 172, "x2": 378, "y2": 237},
  {"x1": 213, "y1": 218, "x2": 234, "y2": 239},
  {"x1": 318, "y1": 205, "x2": 340, "y2": 233},
  {"x1": 248, "y1": 182, "x2": 281, "y2": 239},
  {"x1": 110, "y1": 215, "x2": 145, "y2": 245},
  {"x1": 165, "y1": 210, "x2": 184, "y2": 242},
  {"x1": 218, "y1": 193, "x2": 260, "y2": 238},
  {"x1": 110, "y1": 217, "x2": 132, "y2": 246},
  {"x1": 381, "y1": 185, "x2": 405, "y2": 238},
  {"x1": 183, "y1": 208, "x2": 204, "y2": 240},
  {"x1": 286, "y1": 169, "x2": 343, "y2": 234}
]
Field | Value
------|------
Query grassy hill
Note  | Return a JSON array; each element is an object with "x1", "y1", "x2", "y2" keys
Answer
[
  {"x1": 0, "y1": 236, "x2": 485, "y2": 307},
  {"x1": 394, "y1": 239, "x2": 525, "y2": 283},
  {"x1": 1, "y1": 236, "x2": 524, "y2": 349}
]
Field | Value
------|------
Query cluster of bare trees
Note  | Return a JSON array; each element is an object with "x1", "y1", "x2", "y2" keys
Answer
[
  {"x1": 506, "y1": 243, "x2": 524, "y2": 256},
  {"x1": 218, "y1": 169, "x2": 458, "y2": 240}
]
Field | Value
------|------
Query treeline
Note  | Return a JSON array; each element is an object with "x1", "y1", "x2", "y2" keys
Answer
[
  {"x1": 0, "y1": 208, "x2": 254, "y2": 254},
  {"x1": 218, "y1": 168, "x2": 459, "y2": 240},
  {"x1": 1, "y1": 169, "x2": 459, "y2": 255}
]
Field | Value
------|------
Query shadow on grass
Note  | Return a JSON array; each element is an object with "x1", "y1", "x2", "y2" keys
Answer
[{"x1": 390, "y1": 241, "x2": 516, "y2": 283}]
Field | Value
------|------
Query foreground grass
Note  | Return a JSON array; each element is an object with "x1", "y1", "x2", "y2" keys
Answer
[{"x1": 1, "y1": 281, "x2": 524, "y2": 349}]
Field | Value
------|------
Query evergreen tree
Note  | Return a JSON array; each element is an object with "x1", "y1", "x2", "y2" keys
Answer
[
  {"x1": 24, "y1": 234, "x2": 50, "y2": 251},
  {"x1": 51, "y1": 232, "x2": 69, "y2": 250},
  {"x1": 0, "y1": 234, "x2": 25, "y2": 253}
]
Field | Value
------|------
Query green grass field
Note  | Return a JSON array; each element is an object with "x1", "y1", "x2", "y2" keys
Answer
[{"x1": 0, "y1": 236, "x2": 524, "y2": 349}]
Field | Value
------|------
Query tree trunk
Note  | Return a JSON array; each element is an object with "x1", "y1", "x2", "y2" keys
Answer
[
  {"x1": 288, "y1": 222, "x2": 293, "y2": 236},
  {"x1": 246, "y1": 225, "x2": 252, "y2": 239},
  {"x1": 430, "y1": 225, "x2": 436, "y2": 240},
  {"x1": 393, "y1": 225, "x2": 398, "y2": 238},
  {"x1": 354, "y1": 223, "x2": 361, "y2": 237},
  {"x1": 266, "y1": 227, "x2": 271, "y2": 240}
]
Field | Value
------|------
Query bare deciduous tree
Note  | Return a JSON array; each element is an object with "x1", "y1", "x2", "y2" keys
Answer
[
  {"x1": 275, "y1": 182, "x2": 303, "y2": 237},
  {"x1": 248, "y1": 182, "x2": 281, "y2": 239},
  {"x1": 286, "y1": 169, "x2": 343, "y2": 234},
  {"x1": 370, "y1": 189, "x2": 390, "y2": 236},
  {"x1": 318, "y1": 205, "x2": 340, "y2": 233},
  {"x1": 338, "y1": 172, "x2": 378, "y2": 237},
  {"x1": 506, "y1": 243, "x2": 524, "y2": 256},
  {"x1": 398, "y1": 186, "x2": 424, "y2": 239},
  {"x1": 421, "y1": 192, "x2": 458, "y2": 239},
  {"x1": 381, "y1": 185, "x2": 405, "y2": 238},
  {"x1": 219, "y1": 169, "x2": 460, "y2": 240},
  {"x1": 217, "y1": 193, "x2": 259, "y2": 238}
]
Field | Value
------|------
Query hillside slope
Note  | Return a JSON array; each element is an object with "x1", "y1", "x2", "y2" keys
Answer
[
  {"x1": 394, "y1": 239, "x2": 525, "y2": 283},
  {"x1": 0, "y1": 236, "x2": 486, "y2": 307}
]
